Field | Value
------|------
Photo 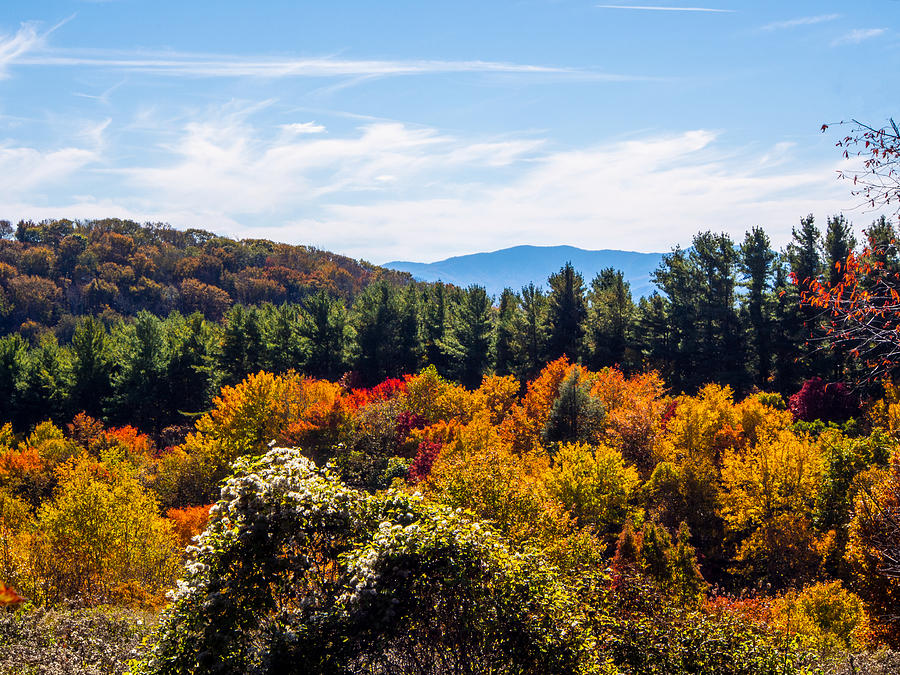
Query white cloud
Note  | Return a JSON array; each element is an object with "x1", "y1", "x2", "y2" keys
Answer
[
  {"x1": 0, "y1": 144, "x2": 97, "y2": 197},
  {"x1": 596, "y1": 5, "x2": 735, "y2": 12},
  {"x1": 444, "y1": 139, "x2": 546, "y2": 167},
  {"x1": 280, "y1": 122, "x2": 326, "y2": 135},
  {"x1": 0, "y1": 108, "x2": 860, "y2": 263},
  {"x1": 761, "y1": 14, "x2": 840, "y2": 31},
  {"x1": 0, "y1": 23, "x2": 43, "y2": 78},
  {"x1": 831, "y1": 28, "x2": 887, "y2": 46}
]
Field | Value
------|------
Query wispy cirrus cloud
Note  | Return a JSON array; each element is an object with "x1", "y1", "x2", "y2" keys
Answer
[
  {"x1": 596, "y1": 5, "x2": 735, "y2": 13},
  {"x1": 831, "y1": 28, "x2": 887, "y2": 46},
  {"x1": 0, "y1": 23, "x2": 44, "y2": 78},
  {"x1": 16, "y1": 49, "x2": 652, "y2": 82},
  {"x1": 0, "y1": 16, "x2": 77, "y2": 78},
  {"x1": 0, "y1": 102, "x2": 852, "y2": 262},
  {"x1": 761, "y1": 14, "x2": 840, "y2": 31}
]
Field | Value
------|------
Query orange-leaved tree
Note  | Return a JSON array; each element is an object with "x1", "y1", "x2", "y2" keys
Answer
[
  {"x1": 162, "y1": 371, "x2": 348, "y2": 505},
  {"x1": 0, "y1": 581, "x2": 23, "y2": 606}
]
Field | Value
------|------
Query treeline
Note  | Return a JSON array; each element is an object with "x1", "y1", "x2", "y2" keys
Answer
[
  {"x1": 1, "y1": 214, "x2": 894, "y2": 435},
  {"x1": 0, "y1": 217, "x2": 410, "y2": 333}
]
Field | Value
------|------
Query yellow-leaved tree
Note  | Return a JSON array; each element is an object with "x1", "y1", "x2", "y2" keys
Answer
[
  {"x1": 650, "y1": 384, "x2": 741, "y2": 564},
  {"x1": 770, "y1": 581, "x2": 870, "y2": 655},
  {"x1": 545, "y1": 442, "x2": 639, "y2": 540},
  {"x1": 19, "y1": 454, "x2": 180, "y2": 607},
  {"x1": 720, "y1": 426, "x2": 824, "y2": 586},
  {"x1": 405, "y1": 365, "x2": 479, "y2": 425}
]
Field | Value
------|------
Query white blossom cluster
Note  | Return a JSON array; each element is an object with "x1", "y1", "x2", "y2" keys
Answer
[{"x1": 133, "y1": 446, "x2": 594, "y2": 674}]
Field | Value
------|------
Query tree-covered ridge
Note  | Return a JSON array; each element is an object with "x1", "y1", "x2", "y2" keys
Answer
[
  {"x1": 0, "y1": 217, "x2": 411, "y2": 333},
  {"x1": 0, "y1": 213, "x2": 892, "y2": 438}
]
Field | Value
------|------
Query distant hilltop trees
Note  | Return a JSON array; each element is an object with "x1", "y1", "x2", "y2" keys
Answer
[{"x1": 0, "y1": 217, "x2": 410, "y2": 332}]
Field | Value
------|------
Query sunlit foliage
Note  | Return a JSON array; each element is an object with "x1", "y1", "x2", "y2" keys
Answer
[
  {"x1": 546, "y1": 442, "x2": 638, "y2": 539},
  {"x1": 720, "y1": 426, "x2": 824, "y2": 585},
  {"x1": 17, "y1": 455, "x2": 180, "y2": 607}
]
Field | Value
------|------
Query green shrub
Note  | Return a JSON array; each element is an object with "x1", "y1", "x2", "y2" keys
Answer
[{"x1": 134, "y1": 447, "x2": 606, "y2": 675}]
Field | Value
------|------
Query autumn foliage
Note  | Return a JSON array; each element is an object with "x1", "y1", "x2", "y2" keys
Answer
[{"x1": 2, "y1": 354, "x2": 900, "y2": 670}]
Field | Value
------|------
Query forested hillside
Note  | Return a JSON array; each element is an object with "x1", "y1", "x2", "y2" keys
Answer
[
  {"x1": 0, "y1": 217, "x2": 410, "y2": 332},
  {"x1": 0, "y1": 213, "x2": 888, "y2": 439}
]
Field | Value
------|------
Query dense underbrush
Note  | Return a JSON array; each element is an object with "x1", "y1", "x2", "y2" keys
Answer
[
  {"x1": 1, "y1": 360, "x2": 900, "y2": 672},
  {"x1": 0, "y1": 605, "x2": 153, "y2": 675}
]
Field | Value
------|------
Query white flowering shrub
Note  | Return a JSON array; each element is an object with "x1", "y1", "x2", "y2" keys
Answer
[{"x1": 133, "y1": 447, "x2": 603, "y2": 674}]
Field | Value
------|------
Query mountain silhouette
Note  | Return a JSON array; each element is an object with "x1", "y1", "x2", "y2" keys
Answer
[{"x1": 383, "y1": 245, "x2": 665, "y2": 299}]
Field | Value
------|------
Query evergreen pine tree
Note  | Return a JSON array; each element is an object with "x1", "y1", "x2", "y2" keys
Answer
[
  {"x1": 541, "y1": 367, "x2": 605, "y2": 448},
  {"x1": 493, "y1": 287, "x2": 520, "y2": 377},
  {"x1": 544, "y1": 262, "x2": 587, "y2": 363},
  {"x1": 651, "y1": 247, "x2": 701, "y2": 391},
  {"x1": 585, "y1": 268, "x2": 635, "y2": 371},
  {"x1": 350, "y1": 281, "x2": 418, "y2": 385},
  {"x1": 740, "y1": 227, "x2": 776, "y2": 388},
  {"x1": 396, "y1": 284, "x2": 423, "y2": 376},
  {"x1": 0, "y1": 335, "x2": 26, "y2": 427},
  {"x1": 261, "y1": 303, "x2": 303, "y2": 374},
  {"x1": 16, "y1": 335, "x2": 71, "y2": 428},
  {"x1": 422, "y1": 283, "x2": 451, "y2": 374},
  {"x1": 691, "y1": 231, "x2": 745, "y2": 392},
  {"x1": 824, "y1": 214, "x2": 856, "y2": 287},
  {"x1": 515, "y1": 283, "x2": 548, "y2": 380},
  {"x1": 70, "y1": 316, "x2": 113, "y2": 419},
  {"x1": 637, "y1": 293, "x2": 673, "y2": 381},
  {"x1": 299, "y1": 291, "x2": 347, "y2": 379},
  {"x1": 164, "y1": 313, "x2": 214, "y2": 423},
  {"x1": 443, "y1": 285, "x2": 494, "y2": 388},
  {"x1": 218, "y1": 305, "x2": 265, "y2": 386},
  {"x1": 786, "y1": 215, "x2": 825, "y2": 383},
  {"x1": 109, "y1": 311, "x2": 167, "y2": 429}
]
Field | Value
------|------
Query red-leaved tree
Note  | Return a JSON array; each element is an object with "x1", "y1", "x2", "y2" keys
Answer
[{"x1": 801, "y1": 120, "x2": 900, "y2": 381}]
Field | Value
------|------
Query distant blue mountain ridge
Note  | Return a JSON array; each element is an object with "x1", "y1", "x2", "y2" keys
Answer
[{"x1": 382, "y1": 245, "x2": 666, "y2": 301}]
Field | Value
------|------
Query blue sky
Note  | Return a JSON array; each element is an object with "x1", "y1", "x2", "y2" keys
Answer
[{"x1": 0, "y1": 1, "x2": 896, "y2": 262}]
